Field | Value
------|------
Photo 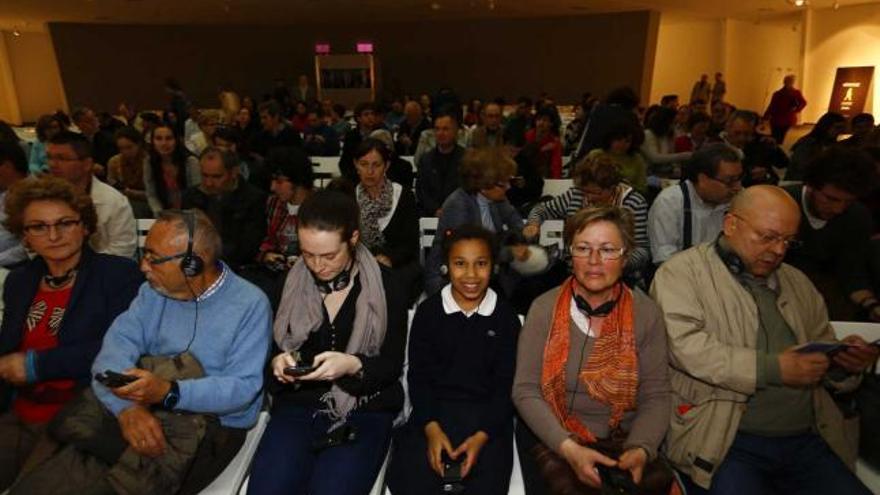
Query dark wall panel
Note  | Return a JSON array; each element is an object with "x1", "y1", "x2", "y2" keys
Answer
[{"x1": 50, "y1": 12, "x2": 652, "y2": 111}]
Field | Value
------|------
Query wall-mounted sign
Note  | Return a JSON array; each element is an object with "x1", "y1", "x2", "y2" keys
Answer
[{"x1": 828, "y1": 66, "x2": 874, "y2": 118}]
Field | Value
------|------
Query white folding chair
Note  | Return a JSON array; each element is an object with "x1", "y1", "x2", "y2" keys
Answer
[
  {"x1": 539, "y1": 220, "x2": 565, "y2": 250},
  {"x1": 310, "y1": 156, "x2": 341, "y2": 178},
  {"x1": 541, "y1": 179, "x2": 570, "y2": 198},
  {"x1": 419, "y1": 217, "x2": 438, "y2": 266},
  {"x1": 136, "y1": 218, "x2": 156, "y2": 260},
  {"x1": 200, "y1": 410, "x2": 270, "y2": 495}
]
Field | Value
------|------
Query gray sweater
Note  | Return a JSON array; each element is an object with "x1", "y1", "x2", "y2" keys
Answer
[{"x1": 512, "y1": 286, "x2": 671, "y2": 459}]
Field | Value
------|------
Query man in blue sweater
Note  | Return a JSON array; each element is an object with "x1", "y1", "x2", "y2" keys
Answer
[{"x1": 13, "y1": 210, "x2": 271, "y2": 495}]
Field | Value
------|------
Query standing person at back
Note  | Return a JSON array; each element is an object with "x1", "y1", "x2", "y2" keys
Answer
[
  {"x1": 47, "y1": 131, "x2": 137, "y2": 258},
  {"x1": 690, "y1": 74, "x2": 712, "y2": 105},
  {"x1": 764, "y1": 75, "x2": 807, "y2": 146}
]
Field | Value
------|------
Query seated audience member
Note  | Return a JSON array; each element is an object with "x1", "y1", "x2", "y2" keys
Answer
[
  {"x1": 388, "y1": 225, "x2": 520, "y2": 495},
  {"x1": 707, "y1": 100, "x2": 731, "y2": 140},
  {"x1": 573, "y1": 86, "x2": 643, "y2": 161},
  {"x1": 233, "y1": 106, "x2": 260, "y2": 152},
  {"x1": 525, "y1": 107, "x2": 564, "y2": 179},
  {"x1": 674, "y1": 112, "x2": 711, "y2": 153},
  {"x1": 463, "y1": 98, "x2": 482, "y2": 127},
  {"x1": 672, "y1": 104, "x2": 690, "y2": 137},
  {"x1": 0, "y1": 177, "x2": 142, "y2": 491},
  {"x1": 339, "y1": 102, "x2": 381, "y2": 184},
  {"x1": 329, "y1": 103, "x2": 351, "y2": 138},
  {"x1": 354, "y1": 139, "x2": 420, "y2": 301},
  {"x1": 28, "y1": 114, "x2": 64, "y2": 175},
  {"x1": 641, "y1": 106, "x2": 692, "y2": 179},
  {"x1": 245, "y1": 147, "x2": 314, "y2": 305},
  {"x1": 251, "y1": 100, "x2": 303, "y2": 159},
  {"x1": 369, "y1": 129, "x2": 414, "y2": 190},
  {"x1": 302, "y1": 110, "x2": 341, "y2": 157},
  {"x1": 586, "y1": 123, "x2": 649, "y2": 194},
  {"x1": 290, "y1": 101, "x2": 310, "y2": 134},
  {"x1": 138, "y1": 112, "x2": 161, "y2": 143},
  {"x1": 525, "y1": 155, "x2": 650, "y2": 278},
  {"x1": 0, "y1": 143, "x2": 29, "y2": 267},
  {"x1": 396, "y1": 101, "x2": 431, "y2": 156},
  {"x1": 424, "y1": 147, "x2": 521, "y2": 294},
  {"x1": 48, "y1": 131, "x2": 137, "y2": 258},
  {"x1": 71, "y1": 107, "x2": 117, "y2": 172},
  {"x1": 841, "y1": 113, "x2": 875, "y2": 147},
  {"x1": 213, "y1": 124, "x2": 263, "y2": 185},
  {"x1": 384, "y1": 99, "x2": 406, "y2": 131},
  {"x1": 502, "y1": 97, "x2": 533, "y2": 147},
  {"x1": 741, "y1": 139, "x2": 789, "y2": 187},
  {"x1": 182, "y1": 148, "x2": 267, "y2": 271},
  {"x1": 145, "y1": 124, "x2": 201, "y2": 214},
  {"x1": 783, "y1": 147, "x2": 880, "y2": 321},
  {"x1": 716, "y1": 110, "x2": 757, "y2": 159},
  {"x1": 185, "y1": 111, "x2": 219, "y2": 157},
  {"x1": 513, "y1": 206, "x2": 672, "y2": 495},
  {"x1": 650, "y1": 185, "x2": 877, "y2": 495},
  {"x1": 416, "y1": 112, "x2": 467, "y2": 217},
  {"x1": 107, "y1": 126, "x2": 152, "y2": 218},
  {"x1": 506, "y1": 144, "x2": 545, "y2": 212},
  {"x1": 648, "y1": 144, "x2": 742, "y2": 264},
  {"x1": 564, "y1": 102, "x2": 591, "y2": 156},
  {"x1": 11, "y1": 209, "x2": 271, "y2": 495},
  {"x1": 787, "y1": 112, "x2": 847, "y2": 181},
  {"x1": 468, "y1": 102, "x2": 506, "y2": 149},
  {"x1": 248, "y1": 191, "x2": 406, "y2": 495},
  {"x1": 413, "y1": 112, "x2": 470, "y2": 168}
]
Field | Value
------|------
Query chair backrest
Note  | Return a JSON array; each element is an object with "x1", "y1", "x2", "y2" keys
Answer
[
  {"x1": 419, "y1": 217, "x2": 438, "y2": 265},
  {"x1": 541, "y1": 179, "x2": 571, "y2": 198},
  {"x1": 539, "y1": 219, "x2": 565, "y2": 250},
  {"x1": 310, "y1": 156, "x2": 341, "y2": 177},
  {"x1": 136, "y1": 218, "x2": 156, "y2": 259}
]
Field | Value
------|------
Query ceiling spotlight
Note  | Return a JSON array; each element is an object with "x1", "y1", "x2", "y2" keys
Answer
[
  {"x1": 792, "y1": 0, "x2": 807, "y2": 6},
  {"x1": 12, "y1": 29, "x2": 20, "y2": 37},
  {"x1": 833, "y1": 0, "x2": 840, "y2": 9},
  {"x1": 430, "y1": 2, "x2": 441, "y2": 10}
]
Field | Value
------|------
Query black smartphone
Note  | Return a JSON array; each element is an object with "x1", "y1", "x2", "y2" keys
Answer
[
  {"x1": 441, "y1": 456, "x2": 465, "y2": 494},
  {"x1": 283, "y1": 365, "x2": 317, "y2": 377},
  {"x1": 95, "y1": 370, "x2": 138, "y2": 388}
]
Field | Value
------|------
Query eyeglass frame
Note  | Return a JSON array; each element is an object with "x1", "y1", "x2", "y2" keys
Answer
[
  {"x1": 731, "y1": 214, "x2": 803, "y2": 249},
  {"x1": 23, "y1": 218, "x2": 83, "y2": 236},
  {"x1": 707, "y1": 173, "x2": 743, "y2": 188},
  {"x1": 142, "y1": 251, "x2": 187, "y2": 266},
  {"x1": 568, "y1": 244, "x2": 627, "y2": 261}
]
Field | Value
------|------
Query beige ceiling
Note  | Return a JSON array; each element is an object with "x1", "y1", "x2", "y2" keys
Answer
[{"x1": 0, "y1": 0, "x2": 876, "y2": 31}]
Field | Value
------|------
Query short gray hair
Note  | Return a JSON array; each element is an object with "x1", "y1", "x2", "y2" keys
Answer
[
  {"x1": 156, "y1": 209, "x2": 222, "y2": 263},
  {"x1": 200, "y1": 146, "x2": 239, "y2": 171}
]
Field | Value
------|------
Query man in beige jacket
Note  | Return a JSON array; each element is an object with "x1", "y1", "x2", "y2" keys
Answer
[{"x1": 651, "y1": 185, "x2": 877, "y2": 494}]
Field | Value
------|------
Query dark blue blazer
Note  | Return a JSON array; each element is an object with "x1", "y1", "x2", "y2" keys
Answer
[{"x1": 0, "y1": 247, "x2": 143, "y2": 412}]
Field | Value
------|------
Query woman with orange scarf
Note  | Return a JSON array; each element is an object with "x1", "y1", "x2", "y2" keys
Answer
[{"x1": 512, "y1": 206, "x2": 673, "y2": 495}]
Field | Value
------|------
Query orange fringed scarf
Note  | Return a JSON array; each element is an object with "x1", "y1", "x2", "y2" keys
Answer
[{"x1": 540, "y1": 277, "x2": 639, "y2": 444}]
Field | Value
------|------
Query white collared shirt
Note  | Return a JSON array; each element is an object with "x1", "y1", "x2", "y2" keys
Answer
[
  {"x1": 569, "y1": 298, "x2": 598, "y2": 338},
  {"x1": 648, "y1": 179, "x2": 729, "y2": 263},
  {"x1": 89, "y1": 176, "x2": 137, "y2": 259},
  {"x1": 441, "y1": 284, "x2": 497, "y2": 318},
  {"x1": 801, "y1": 186, "x2": 828, "y2": 230}
]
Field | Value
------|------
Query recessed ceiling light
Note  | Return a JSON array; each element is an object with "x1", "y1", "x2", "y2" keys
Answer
[{"x1": 430, "y1": 2, "x2": 441, "y2": 10}]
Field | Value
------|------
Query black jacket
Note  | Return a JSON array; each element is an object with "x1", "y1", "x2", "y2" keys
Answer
[
  {"x1": 182, "y1": 178, "x2": 268, "y2": 270},
  {"x1": 251, "y1": 125, "x2": 303, "y2": 159},
  {"x1": 0, "y1": 248, "x2": 143, "y2": 412},
  {"x1": 416, "y1": 145, "x2": 466, "y2": 216}
]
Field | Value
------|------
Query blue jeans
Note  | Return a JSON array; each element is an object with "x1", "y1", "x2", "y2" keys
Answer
[
  {"x1": 247, "y1": 404, "x2": 394, "y2": 495},
  {"x1": 680, "y1": 432, "x2": 871, "y2": 495}
]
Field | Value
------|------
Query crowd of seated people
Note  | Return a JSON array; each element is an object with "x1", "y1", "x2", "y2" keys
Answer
[{"x1": 0, "y1": 75, "x2": 878, "y2": 495}]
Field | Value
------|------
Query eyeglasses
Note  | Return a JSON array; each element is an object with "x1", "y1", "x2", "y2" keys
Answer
[
  {"x1": 142, "y1": 251, "x2": 187, "y2": 266},
  {"x1": 709, "y1": 174, "x2": 743, "y2": 188},
  {"x1": 493, "y1": 180, "x2": 512, "y2": 191},
  {"x1": 23, "y1": 219, "x2": 82, "y2": 236},
  {"x1": 569, "y1": 244, "x2": 626, "y2": 261},
  {"x1": 732, "y1": 214, "x2": 802, "y2": 249}
]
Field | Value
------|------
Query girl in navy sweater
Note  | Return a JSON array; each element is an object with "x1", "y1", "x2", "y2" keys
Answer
[{"x1": 388, "y1": 224, "x2": 521, "y2": 494}]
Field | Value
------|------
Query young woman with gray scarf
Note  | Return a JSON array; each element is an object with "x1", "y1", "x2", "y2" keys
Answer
[{"x1": 247, "y1": 190, "x2": 408, "y2": 495}]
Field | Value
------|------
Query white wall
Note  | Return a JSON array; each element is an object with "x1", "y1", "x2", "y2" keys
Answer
[
  {"x1": 803, "y1": 3, "x2": 880, "y2": 122},
  {"x1": 723, "y1": 13, "x2": 803, "y2": 115},
  {"x1": 650, "y1": 14, "x2": 724, "y2": 105},
  {"x1": 3, "y1": 30, "x2": 67, "y2": 123}
]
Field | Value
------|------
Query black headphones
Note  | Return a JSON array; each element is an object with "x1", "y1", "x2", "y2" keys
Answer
[
  {"x1": 572, "y1": 280, "x2": 623, "y2": 317},
  {"x1": 714, "y1": 235, "x2": 745, "y2": 276},
  {"x1": 180, "y1": 210, "x2": 205, "y2": 278},
  {"x1": 313, "y1": 261, "x2": 353, "y2": 294}
]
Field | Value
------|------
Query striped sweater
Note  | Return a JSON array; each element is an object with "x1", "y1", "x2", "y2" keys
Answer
[{"x1": 527, "y1": 185, "x2": 650, "y2": 270}]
